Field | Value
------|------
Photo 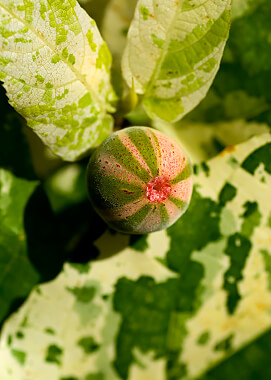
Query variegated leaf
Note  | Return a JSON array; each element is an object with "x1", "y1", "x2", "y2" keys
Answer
[
  {"x1": 0, "y1": 133, "x2": 271, "y2": 379},
  {"x1": 0, "y1": 0, "x2": 115, "y2": 161},
  {"x1": 122, "y1": 0, "x2": 231, "y2": 122}
]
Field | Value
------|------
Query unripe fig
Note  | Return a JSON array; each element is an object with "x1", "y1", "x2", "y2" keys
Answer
[{"x1": 87, "y1": 126, "x2": 193, "y2": 234}]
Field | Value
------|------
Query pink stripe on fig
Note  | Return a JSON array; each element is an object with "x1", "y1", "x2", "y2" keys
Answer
[
  {"x1": 155, "y1": 130, "x2": 186, "y2": 181},
  {"x1": 104, "y1": 198, "x2": 148, "y2": 222},
  {"x1": 171, "y1": 178, "x2": 193, "y2": 203},
  {"x1": 136, "y1": 206, "x2": 161, "y2": 234},
  {"x1": 87, "y1": 126, "x2": 193, "y2": 234},
  {"x1": 164, "y1": 199, "x2": 180, "y2": 219},
  {"x1": 97, "y1": 151, "x2": 146, "y2": 188}
]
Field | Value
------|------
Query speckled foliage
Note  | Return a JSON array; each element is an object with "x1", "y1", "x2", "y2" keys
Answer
[
  {"x1": 0, "y1": 0, "x2": 232, "y2": 161},
  {"x1": 0, "y1": 0, "x2": 115, "y2": 161},
  {"x1": 1, "y1": 133, "x2": 271, "y2": 380},
  {"x1": 87, "y1": 127, "x2": 193, "y2": 234},
  {"x1": 122, "y1": 0, "x2": 231, "y2": 122}
]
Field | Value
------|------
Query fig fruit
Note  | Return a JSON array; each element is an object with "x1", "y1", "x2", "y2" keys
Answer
[{"x1": 87, "y1": 126, "x2": 193, "y2": 234}]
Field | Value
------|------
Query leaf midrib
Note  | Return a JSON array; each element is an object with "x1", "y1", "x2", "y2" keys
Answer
[
  {"x1": 0, "y1": 2, "x2": 103, "y2": 110},
  {"x1": 144, "y1": 0, "x2": 226, "y2": 98}
]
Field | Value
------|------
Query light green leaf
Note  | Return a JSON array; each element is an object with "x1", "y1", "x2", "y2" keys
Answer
[
  {"x1": 122, "y1": 0, "x2": 231, "y2": 122},
  {"x1": 44, "y1": 163, "x2": 88, "y2": 213},
  {"x1": 0, "y1": 169, "x2": 39, "y2": 324},
  {"x1": 154, "y1": 118, "x2": 270, "y2": 163},
  {"x1": 232, "y1": 0, "x2": 265, "y2": 20},
  {"x1": 0, "y1": 0, "x2": 115, "y2": 161},
  {"x1": 102, "y1": 0, "x2": 138, "y2": 104},
  {"x1": 1, "y1": 133, "x2": 271, "y2": 379},
  {"x1": 102, "y1": 0, "x2": 137, "y2": 67}
]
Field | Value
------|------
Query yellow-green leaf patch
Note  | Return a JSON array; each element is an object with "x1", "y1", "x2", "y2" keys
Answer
[{"x1": 0, "y1": 0, "x2": 115, "y2": 161}]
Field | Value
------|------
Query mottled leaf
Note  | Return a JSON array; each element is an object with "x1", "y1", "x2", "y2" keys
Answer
[
  {"x1": 1, "y1": 133, "x2": 271, "y2": 379},
  {"x1": 0, "y1": 0, "x2": 115, "y2": 161},
  {"x1": 122, "y1": 0, "x2": 231, "y2": 122},
  {"x1": 0, "y1": 163, "x2": 103, "y2": 327}
]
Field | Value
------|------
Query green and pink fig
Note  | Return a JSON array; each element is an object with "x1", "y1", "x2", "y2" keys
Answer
[{"x1": 87, "y1": 126, "x2": 193, "y2": 234}]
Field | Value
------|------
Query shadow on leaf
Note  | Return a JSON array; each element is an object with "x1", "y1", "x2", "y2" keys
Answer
[{"x1": 24, "y1": 185, "x2": 108, "y2": 282}]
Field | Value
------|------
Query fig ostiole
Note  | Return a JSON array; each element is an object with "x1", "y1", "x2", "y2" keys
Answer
[{"x1": 87, "y1": 126, "x2": 193, "y2": 234}]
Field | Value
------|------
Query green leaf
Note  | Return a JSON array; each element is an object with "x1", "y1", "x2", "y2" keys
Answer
[
  {"x1": 122, "y1": 0, "x2": 231, "y2": 122},
  {"x1": 1, "y1": 133, "x2": 271, "y2": 379},
  {"x1": 0, "y1": 0, "x2": 115, "y2": 161},
  {"x1": 44, "y1": 163, "x2": 88, "y2": 213},
  {"x1": 229, "y1": 1, "x2": 271, "y2": 75},
  {"x1": 0, "y1": 169, "x2": 39, "y2": 324},
  {"x1": 199, "y1": 327, "x2": 271, "y2": 380},
  {"x1": 186, "y1": 0, "x2": 271, "y2": 125},
  {"x1": 186, "y1": 61, "x2": 271, "y2": 124}
]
